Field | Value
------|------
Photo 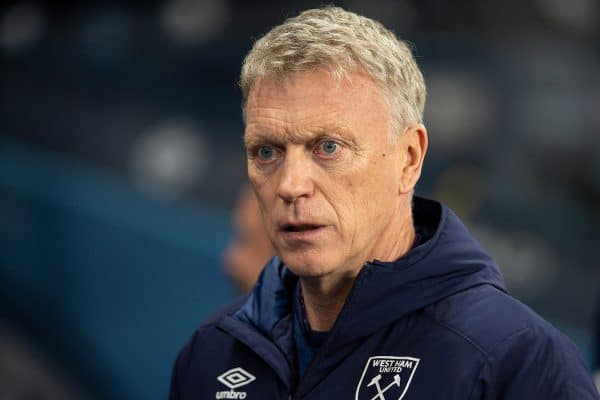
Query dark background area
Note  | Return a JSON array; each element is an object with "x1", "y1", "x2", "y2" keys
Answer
[{"x1": 1, "y1": 0, "x2": 599, "y2": 399}]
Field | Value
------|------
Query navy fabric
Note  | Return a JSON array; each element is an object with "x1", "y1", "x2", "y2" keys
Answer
[
  {"x1": 170, "y1": 197, "x2": 599, "y2": 399},
  {"x1": 293, "y1": 281, "x2": 330, "y2": 378},
  {"x1": 595, "y1": 298, "x2": 600, "y2": 368},
  {"x1": 292, "y1": 286, "x2": 313, "y2": 379}
]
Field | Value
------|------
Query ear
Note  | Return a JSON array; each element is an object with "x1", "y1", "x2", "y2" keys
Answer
[{"x1": 399, "y1": 124, "x2": 428, "y2": 194}]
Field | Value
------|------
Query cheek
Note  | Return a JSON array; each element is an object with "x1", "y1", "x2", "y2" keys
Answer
[
  {"x1": 250, "y1": 171, "x2": 279, "y2": 205},
  {"x1": 248, "y1": 169, "x2": 265, "y2": 191},
  {"x1": 342, "y1": 166, "x2": 391, "y2": 225},
  {"x1": 330, "y1": 179, "x2": 363, "y2": 238}
]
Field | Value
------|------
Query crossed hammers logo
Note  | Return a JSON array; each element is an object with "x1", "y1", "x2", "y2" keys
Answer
[{"x1": 367, "y1": 373, "x2": 401, "y2": 400}]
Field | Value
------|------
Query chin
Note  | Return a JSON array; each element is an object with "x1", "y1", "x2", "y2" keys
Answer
[{"x1": 279, "y1": 252, "x2": 334, "y2": 278}]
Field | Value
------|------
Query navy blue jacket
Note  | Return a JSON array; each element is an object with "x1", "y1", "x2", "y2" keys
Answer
[
  {"x1": 595, "y1": 298, "x2": 600, "y2": 368},
  {"x1": 595, "y1": 298, "x2": 600, "y2": 390},
  {"x1": 170, "y1": 198, "x2": 599, "y2": 399}
]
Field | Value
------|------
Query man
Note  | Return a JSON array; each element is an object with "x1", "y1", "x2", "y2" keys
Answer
[
  {"x1": 221, "y1": 185, "x2": 274, "y2": 293},
  {"x1": 170, "y1": 7, "x2": 599, "y2": 399}
]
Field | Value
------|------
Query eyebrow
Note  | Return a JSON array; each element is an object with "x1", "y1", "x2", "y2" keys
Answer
[{"x1": 244, "y1": 124, "x2": 355, "y2": 148}]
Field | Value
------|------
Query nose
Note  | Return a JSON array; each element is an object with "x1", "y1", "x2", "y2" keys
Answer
[{"x1": 277, "y1": 149, "x2": 314, "y2": 203}]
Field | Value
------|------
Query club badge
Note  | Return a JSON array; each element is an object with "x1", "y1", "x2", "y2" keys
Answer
[{"x1": 355, "y1": 356, "x2": 420, "y2": 400}]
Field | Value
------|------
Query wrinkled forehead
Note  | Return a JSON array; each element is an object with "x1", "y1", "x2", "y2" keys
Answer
[
  {"x1": 243, "y1": 59, "x2": 358, "y2": 96},
  {"x1": 244, "y1": 63, "x2": 383, "y2": 102},
  {"x1": 243, "y1": 69, "x2": 393, "y2": 146},
  {"x1": 245, "y1": 69, "x2": 386, "y2": 116}
]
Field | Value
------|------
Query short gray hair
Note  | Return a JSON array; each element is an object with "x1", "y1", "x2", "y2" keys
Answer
[{"x1": 240, "y1": 6, "x2": 426, "y2": 135}]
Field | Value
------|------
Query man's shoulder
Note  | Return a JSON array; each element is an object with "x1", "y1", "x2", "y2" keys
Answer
[
  {"x1": 429, "y1": 284, "x2": 577, "y2": 359},
  {"x1": 427, "y1": 285, "x2": 599, "y2": 397},
  {"x1": 173, "y1": 296, "x2": 248, "y2": 368},
  {"x1": 202, "y1": 295, "x2": 249, "y2": 326}
]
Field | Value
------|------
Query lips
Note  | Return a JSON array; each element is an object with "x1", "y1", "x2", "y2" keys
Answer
[
  {"x1": 277, "y1": 221, "x2": 329, "y2": 244},
  {"x1": 280, "y1": 223, "x2": 324, "y2": 232}
]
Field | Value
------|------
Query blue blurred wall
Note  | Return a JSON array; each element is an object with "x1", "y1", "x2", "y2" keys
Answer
[{"x1": 0, "y1": 136, "x2": 234, "y2": 399}]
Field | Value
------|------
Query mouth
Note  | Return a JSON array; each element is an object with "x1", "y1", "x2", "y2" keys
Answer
[
  {"x1": 278, "y1": 222, "x2": 328, "y2": 243},
  {"x1": 280, "y1": 223, "x2": 324, "y2": 232}
]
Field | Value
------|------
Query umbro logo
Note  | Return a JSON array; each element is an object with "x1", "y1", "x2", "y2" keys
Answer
[{"x1": 215, "y1": 367, "x2": 256, "y2": 399}]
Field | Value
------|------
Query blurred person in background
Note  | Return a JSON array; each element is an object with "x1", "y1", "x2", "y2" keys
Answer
[
  {"x1": 221, "y1": 185, "x2": 274, "y2": 294},
  {"x1": 170, "y1": 6, "x2": 599, "y2": 399}
]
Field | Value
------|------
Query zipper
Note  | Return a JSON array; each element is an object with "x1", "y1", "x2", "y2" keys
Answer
[{"x1": 292, "y1": 265, "x2": 371, "y2": 398}]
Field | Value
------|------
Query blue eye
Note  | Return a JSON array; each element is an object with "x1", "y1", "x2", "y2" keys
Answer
[
  {"x1": 257, "y1": 145, "x2": 274, "y2": 159},
  {"x1": 320, "y1": 140, "x2": 338, "y2": 155}
]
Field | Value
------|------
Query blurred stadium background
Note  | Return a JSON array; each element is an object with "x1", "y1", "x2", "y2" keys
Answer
[{"x1": 1, "y1": 0, "x2": 599, "y2": 398}]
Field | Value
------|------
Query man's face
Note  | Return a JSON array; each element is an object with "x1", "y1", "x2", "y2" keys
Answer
[{"x1": 244, "y1": 69, "x2": 414, "y2": 279}]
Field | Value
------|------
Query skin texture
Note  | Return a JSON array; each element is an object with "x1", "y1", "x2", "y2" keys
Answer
[
  {"x1": 221, "y1": 185, "x2": 274, "y2": 294},
  {"x1": 244, "y1": 69, "x2": 428, "y2": 330}
]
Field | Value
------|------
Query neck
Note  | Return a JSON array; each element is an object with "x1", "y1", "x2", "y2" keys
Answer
[
  {"x1": 300, "y1": 274, "x2": 355, "y2": 331},
  {"x1": 301, "y1": 210, "x2": 416, "y2": 331}
]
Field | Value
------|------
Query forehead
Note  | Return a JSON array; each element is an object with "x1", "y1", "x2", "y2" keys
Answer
[{"x1": 244, "y1": 69, "x2": 389, "y2": 140}]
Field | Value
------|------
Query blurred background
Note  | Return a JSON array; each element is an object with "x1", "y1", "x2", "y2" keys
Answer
[{"x1": 1, "y1": 0, "x2": 599, "y2": 398}]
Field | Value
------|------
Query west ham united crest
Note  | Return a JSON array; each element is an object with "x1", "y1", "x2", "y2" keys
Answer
[{"x1": 355, "y1": 356, "x2": 420, "y2": 400}]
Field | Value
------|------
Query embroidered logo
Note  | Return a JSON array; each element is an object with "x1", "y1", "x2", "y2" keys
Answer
[
  {"x1": 215, "y1": 367, "x2": 256, "y2": 399},
  {"x1": 355, "y1": 356, "x2": 420, "y2": 400}
]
